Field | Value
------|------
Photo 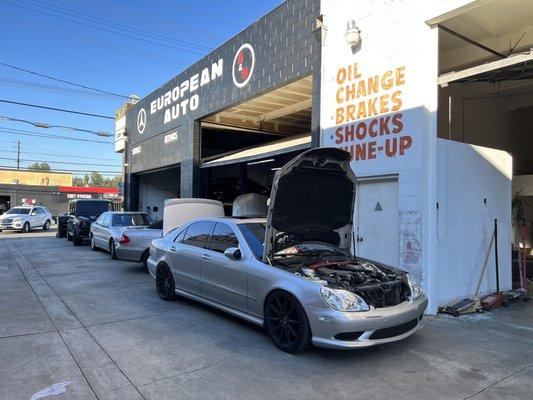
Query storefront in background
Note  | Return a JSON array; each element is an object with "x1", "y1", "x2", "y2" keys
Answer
[{"x1": 118, "y1": 0, "x2": 533, "y2": 313}]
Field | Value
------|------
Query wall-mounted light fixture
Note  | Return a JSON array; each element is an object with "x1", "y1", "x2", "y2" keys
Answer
[{"x1": 345, "y1": 20, "x2": 361, "y2": 47}]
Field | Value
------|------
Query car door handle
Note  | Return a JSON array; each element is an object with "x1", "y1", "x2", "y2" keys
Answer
[{"x1": 202, "y1": 254, "x2": 211, "y2": 260}]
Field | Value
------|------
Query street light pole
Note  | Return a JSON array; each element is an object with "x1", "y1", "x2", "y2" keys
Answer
[{"x1": 16, "y1": 141, "x2": 20, "y2": 170}]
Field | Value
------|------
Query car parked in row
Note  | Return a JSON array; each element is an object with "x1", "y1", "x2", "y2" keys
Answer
[
  {"x1": 0, "y1": 206, "x2": 52, "y2": 233},
  {"x1": 63, "y1": 199, "x2": 115, "y2": 245},
  {"x1": 89, "y1": 211, "x2": 152, "y2": 259},
  {"x1": 147, "y1": 148, "x2": 427, "y2": 352},
  {"x1": 111, "y1": 219, "x2": 163, "y2": 271}
]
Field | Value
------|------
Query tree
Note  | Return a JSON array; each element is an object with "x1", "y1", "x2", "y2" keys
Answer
[
  {"x1": 27, "y1": 162, "x2": 51, "y2": 171},
  {"x1": 73, "y1": 172, "x2": 122, "y2": 188},
  {"x1": 90, "y1": 171, "x2": 105, "y2": 187}
]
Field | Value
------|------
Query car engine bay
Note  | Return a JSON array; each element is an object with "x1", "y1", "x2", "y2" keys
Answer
[{"x1": 283, "y1": 258, "x2": 411, "y2": 308}]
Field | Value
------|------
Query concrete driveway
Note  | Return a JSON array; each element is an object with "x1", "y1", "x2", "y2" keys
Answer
[{"x1": 0, "y1": 236, "x2": 531, "y2": 400}]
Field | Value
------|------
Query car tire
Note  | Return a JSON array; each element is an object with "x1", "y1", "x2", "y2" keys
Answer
[
  {"x1": 156, "y1": 263, "x2": 176, "y2": 301},
  {"x1": 109, "y1": 239, "x2": 118, "y2": 260},
  {"x1": 264, "y1": 290, "x2": 311, "y2": 353},
  {"x1": 73, "y1": 234, "x2": 83, "y2": 246},
  {"x1": 21, "y1": 222, "x2": 30, "y2": 233},
  {"x1": 43, "y1": 220, "x2": 51, "y2": 231},
  {"x1": 90, "y1": 235, "x2": 98, "y2": 251},
  {"x1": 141, "y1": 250, "x2": 149, "y2": 273}
]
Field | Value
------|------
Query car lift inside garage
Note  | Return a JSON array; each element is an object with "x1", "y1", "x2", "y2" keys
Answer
[
  {"x1": 431, "y1": 0, "x2": 533, "y2": 297},
  {"x1": 198, "y1": 75, "x2": 313, "y2": 213}
]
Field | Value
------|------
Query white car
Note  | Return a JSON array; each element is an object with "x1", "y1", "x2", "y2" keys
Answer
[{"x1": 0, "y1": 206, "x2": 53, "y2": 233}]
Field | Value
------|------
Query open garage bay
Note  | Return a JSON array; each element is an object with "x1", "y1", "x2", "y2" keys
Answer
[{"x1": 0, "y1": 236, "x2": 531, "y2": 400}]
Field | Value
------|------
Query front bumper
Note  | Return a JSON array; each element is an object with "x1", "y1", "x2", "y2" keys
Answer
[
  {"x1": 0, "y1": 221, "x2": 24, "y2": 230},
  {"x1": 307, "y1": 295, "x2": 428, "y2": 349}
]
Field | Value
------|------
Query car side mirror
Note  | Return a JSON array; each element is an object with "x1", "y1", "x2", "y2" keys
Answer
[
  {"x1": 224, "y1": 247, "x2": 241, "y2": 260},
  {"x1": 31, "y1": 211, "x2": 37, "y2": 216}
]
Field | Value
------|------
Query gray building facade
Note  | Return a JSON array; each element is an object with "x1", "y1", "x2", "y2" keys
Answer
[{"x1": 122, "y1": 0, "x2": 322, "y2": 214}]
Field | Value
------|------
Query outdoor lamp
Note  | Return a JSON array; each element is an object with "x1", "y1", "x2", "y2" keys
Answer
[{"x1": 345, "y1": 20, "x2": 361, "y2": 47}]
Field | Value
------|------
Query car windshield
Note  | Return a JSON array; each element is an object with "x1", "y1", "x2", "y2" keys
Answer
[
  {"x1": 112, "y1": 213, "x2": 150, "y2": 227},
  {"x1": 238, "y1": 223, "x2": 266, "y2": 259},
  {"x1": 6, "y1": 208, "x2": 31, "y2": 215},
  {"x1": 75, "y1": 201, "x2": 110, "y2": 216}
]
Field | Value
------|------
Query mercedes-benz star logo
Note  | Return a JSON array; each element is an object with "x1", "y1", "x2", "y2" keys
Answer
[{"x1": 137, "y1": 108, "x2": 147, "y2": 134}]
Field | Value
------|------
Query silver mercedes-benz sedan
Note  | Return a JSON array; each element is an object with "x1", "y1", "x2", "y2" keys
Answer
[
  {"x1": 90, "y1": 212, "x2": 152, "y2": 259},
  {"x1": 147, "y1": 148, "x2": 428, "y2": 352}
]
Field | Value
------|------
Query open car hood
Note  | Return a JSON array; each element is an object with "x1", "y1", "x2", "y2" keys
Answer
[{"x1": 263, "y1": 148, "x2": 357, "y2": 262}]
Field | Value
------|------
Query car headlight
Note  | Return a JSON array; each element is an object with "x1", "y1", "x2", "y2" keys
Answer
[
  {"x1": 320, "y1": 287, "x2": 369, "y2": 312},
  {"x1": 407, "y1": 274, "x2": 422, "y2": 300}
]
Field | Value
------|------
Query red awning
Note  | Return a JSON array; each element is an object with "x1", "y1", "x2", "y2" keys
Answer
[{"x1": 59, "y1": 186, "x2": 119, "y2": 194}]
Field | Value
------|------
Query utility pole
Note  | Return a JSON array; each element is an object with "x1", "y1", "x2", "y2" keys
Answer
[{"x1": 16, "y1": 141, "x2": 20, "y2": 170}]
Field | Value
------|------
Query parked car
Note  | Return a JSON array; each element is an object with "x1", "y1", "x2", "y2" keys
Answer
[
  {"x1": 0, "y1": 206, "x2": 52, "y2": 233},
  {"x1": 65, "y1": 199, "x2": 114, "y2": 245},
  {"x1": 109, "y1": 220, "x2": 163, "y2": 269},
  {"x1": 147, "y1": 148, "x2": 427, "y2": 352},
  {"x1": 90, "y1": 211, "x2": 152, "y2": 259}
]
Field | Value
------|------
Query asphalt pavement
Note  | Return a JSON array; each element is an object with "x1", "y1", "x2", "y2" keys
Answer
[{"x1": 0, "y1": 234, "x2": 531, "y2": 400}]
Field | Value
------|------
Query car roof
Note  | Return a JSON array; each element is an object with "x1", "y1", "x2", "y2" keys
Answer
[
  {"x1": 188, "y1": 216, "x2": 266, "y2": 225},
  {"x1": 70, "y1": 199, "x2": 112, "y2": 203},
  {"x1": 106, "y1": 211, "x2": 146, "y2": 214}
]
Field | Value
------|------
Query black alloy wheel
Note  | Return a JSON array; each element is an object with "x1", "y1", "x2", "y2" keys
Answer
[
  {"x1": 109, "y1": 239, "x2": 118, "y2": 259},
  {"x1": 264, "y1": 291, "x2": 311, "y2": 353},
  {"x1": 156, "y1": 264, "x2": 176, "y2": 301},
  {"x1": 43, "y1": 220, "x2": 50, "y2": 230},
  {"x1": 73, "y1": 234, "x2": 83, "y2": 246}
]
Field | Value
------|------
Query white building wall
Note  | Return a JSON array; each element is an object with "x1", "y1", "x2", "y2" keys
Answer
[
  {"x1": 319, "y1": 0, "x2": 480, "y2": 313},
  {"x1": 436, "y1": 139, "x2": 512, "y2": 305}
]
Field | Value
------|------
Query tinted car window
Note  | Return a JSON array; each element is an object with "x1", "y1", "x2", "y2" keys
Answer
[
  {"x1": 6, "y1": 207, "x2": 31, "y2": 214},
  {"x1": 76, "y1": 201, "x2": 112, "y2": 217},
  {"x1": 208, "y1": 223, "x2": 238, "y2": 253},
  {"x1": 112, "y1": 213, "x2": 150, "y2": 227},
  {"x1": 148, "y1": 220, "x2": 163, "y2": 229},
  {"x1": 101, "y1": 213, "x2": 111, "y2": 227},
  {"x1": 95, "y1": 214, "x2": 105, "y2": 225},
  {"x1": 173, "y1": 228, "x2": 186, "y2": 243},
  {"x1": 183, "y1": 221, "x2": 215, "y2": 249},
  {"x1": 238, "y1": 223, "x2": 266, "y2": 259}
]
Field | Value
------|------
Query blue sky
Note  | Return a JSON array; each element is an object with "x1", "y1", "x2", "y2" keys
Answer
[{"x1": 0, "y1": 0, "x2": 282, "y2": 178}]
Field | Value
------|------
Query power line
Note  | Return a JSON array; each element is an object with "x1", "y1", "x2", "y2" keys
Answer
[
  {"x1": 0, "y1": 127, "x2": 113, "y2": 144},
  {"x1": 0, "y1": 76, "x2": 123, "y2": 101},
  {"x1": 0, "y1": 156, "x2": 121, "y2": 168},
  {"x1": 6, "y1": 0, "x2": 208, "y2": 56},
  {"x1": 0, "y1": 62, "x2": 129, "y2": 98},
  {"x1": 0, "y1": 99, "x2": 114, "y2": 120},
  {"x1": 0, "y1": 165, "x2": 121, "y2": 174},
  {"x1": 27, "y1": 0, "x2": 212, "y2": 51},
  {"x1": 0, "y1": 115, "x2": 112, "y2": 137},
  {"x1": 0, "y1": 148, "x2": 118, "y2": 161}
]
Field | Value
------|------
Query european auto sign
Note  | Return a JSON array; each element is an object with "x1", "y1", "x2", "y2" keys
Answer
[{"x1": 131, "y1": 43, "x2": 257, "y2": 137}]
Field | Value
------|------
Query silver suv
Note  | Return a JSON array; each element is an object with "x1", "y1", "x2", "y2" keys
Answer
[{"x1": 0, "y1": 206, "x2": 52, "y2": 233}]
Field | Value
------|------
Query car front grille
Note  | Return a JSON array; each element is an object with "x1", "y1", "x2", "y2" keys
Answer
[
  {"x1": 369, "y1": 318, "x2": 419, "y2": 340},
  {"x1": 334, "y1": 331, "x2": 364, "y2": 341},
  {"x1": 357, "y1": 280, "x2": 409, "y2": 308},
  {"x1": 2, "y1": 219, "x2": 13, "y2": 223}
]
